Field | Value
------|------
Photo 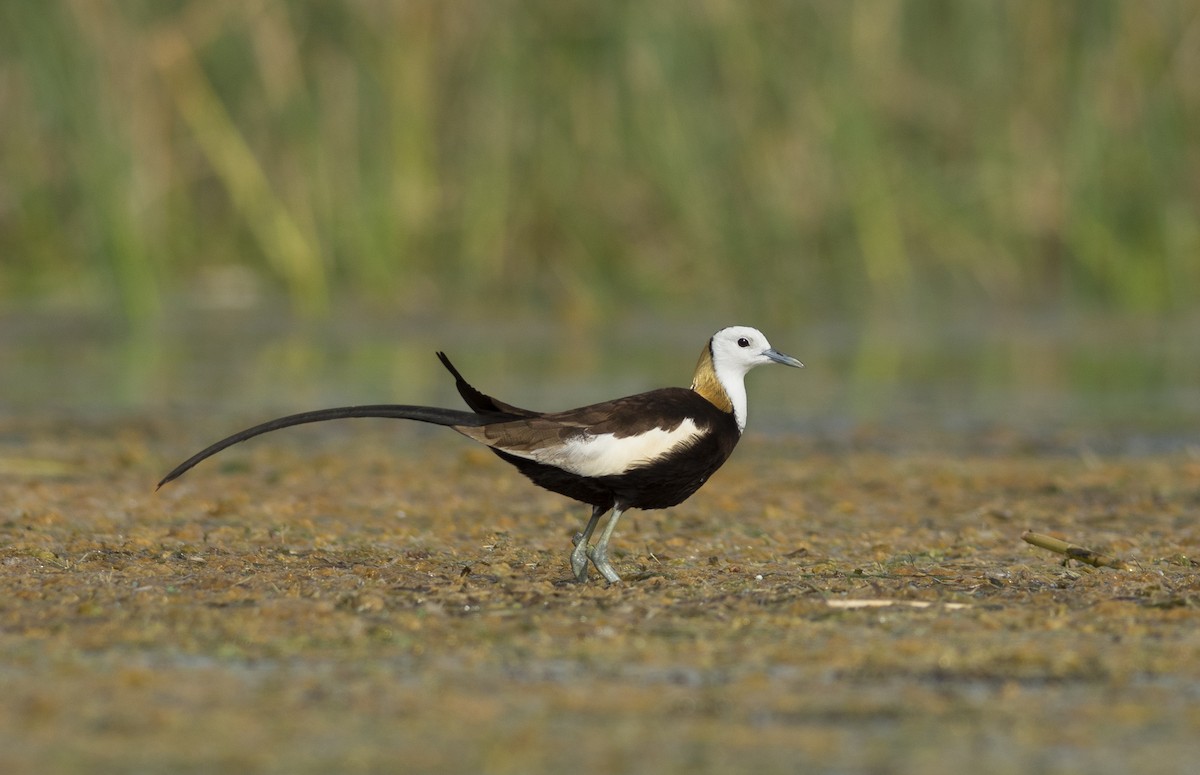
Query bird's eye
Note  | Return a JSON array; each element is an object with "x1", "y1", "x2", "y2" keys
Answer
[{"x1": 737, "y1": 337, "x2": 750, "y2": 348}]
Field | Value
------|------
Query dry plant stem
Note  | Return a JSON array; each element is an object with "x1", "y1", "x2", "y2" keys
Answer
[{"x1": 1022, "y1": 530, "x2": 1133, "y2": 570}]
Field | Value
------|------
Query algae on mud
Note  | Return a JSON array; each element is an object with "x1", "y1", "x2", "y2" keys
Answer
[{"x1": 1, "y1": 418, "x2": 1198, "y2": 774}]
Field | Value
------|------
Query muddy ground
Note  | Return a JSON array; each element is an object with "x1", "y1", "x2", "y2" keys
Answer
[{"x1": 1, "y1": 418, "x2": 1198, "y2": 774}]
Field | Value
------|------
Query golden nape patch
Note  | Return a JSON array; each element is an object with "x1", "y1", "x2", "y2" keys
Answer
[{"x1": 690, "y1": 346, "x2": 734, "y2": 413}]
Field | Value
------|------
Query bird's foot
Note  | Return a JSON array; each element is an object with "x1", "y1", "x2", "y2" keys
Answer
[
  {"x1": 569, "y1": 540, "x2": 591, "y2": 582},
  {"x1": 585, "y1": 544, "x2": 622, "y2": 584}
]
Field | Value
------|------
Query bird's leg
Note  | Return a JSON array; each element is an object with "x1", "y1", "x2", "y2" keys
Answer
[
  {"x1": 586, "y1": 503, "x2": 627, "y2": 583},
  {"x1": 570, "y1": 504, "x2": 608, "y2": 582}
]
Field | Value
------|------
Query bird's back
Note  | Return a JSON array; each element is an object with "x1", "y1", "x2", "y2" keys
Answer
[{"x1": 460, "y1": 387, "x2": 741, "y2": 510}]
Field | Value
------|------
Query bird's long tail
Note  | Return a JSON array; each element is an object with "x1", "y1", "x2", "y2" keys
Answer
[
  {"x1": 436, "y1": 351, "x2": 538, "y2": 417},
  {"x1": 157, "y1": 404, "x2": 491, "y2": 489}
]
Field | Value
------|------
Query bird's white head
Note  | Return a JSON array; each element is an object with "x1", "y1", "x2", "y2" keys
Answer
[
  {"x1": 709, "y1": 326, "x2": 804, "y2": 376},
  {"x1": 692, "y1": 326, "x2": 803, "y2": 432}
]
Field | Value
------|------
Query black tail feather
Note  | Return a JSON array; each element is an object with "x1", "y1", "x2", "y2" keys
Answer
[
  {"x1": 436, "y1": 351, "x2": 538, "y2": 417},
  {"x1": 157, "y1": 404, "x2": 488, "y2": 489}
]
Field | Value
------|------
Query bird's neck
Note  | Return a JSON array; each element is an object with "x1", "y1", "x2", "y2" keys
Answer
[{"x1": 690, "y1": 344, "x2": 747, "y2": 432}]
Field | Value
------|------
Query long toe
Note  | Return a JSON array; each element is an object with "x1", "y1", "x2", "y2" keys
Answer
[
  {"x1": 585, "y1": 545, "x2": 622, "y2": 584},
  {"x1": 569, "y1": 542, "x2": 590, "y2": 582}
]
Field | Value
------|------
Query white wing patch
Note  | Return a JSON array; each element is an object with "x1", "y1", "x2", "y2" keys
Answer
[{"x1": 505, "y1": 418, "x2": 704, "y2": 477}]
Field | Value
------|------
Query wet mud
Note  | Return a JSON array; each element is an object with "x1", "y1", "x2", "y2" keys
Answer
[{"x1": 1, "y1": 420, "x2": 1198, "y2": 773}]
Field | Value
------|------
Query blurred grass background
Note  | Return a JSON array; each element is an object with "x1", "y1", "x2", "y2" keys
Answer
[{"x1": 3, "y1": 0, "x2": 1198, "y2": 328}]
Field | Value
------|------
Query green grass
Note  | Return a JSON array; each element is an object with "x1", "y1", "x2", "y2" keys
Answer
[{"x1": 2, "y1": 1, "x2": 1198, "y2": 324}]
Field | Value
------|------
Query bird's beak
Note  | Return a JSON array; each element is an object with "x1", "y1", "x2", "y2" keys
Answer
[{"x1": 764, "y1": 348, "x2": 804, "y2": 368}]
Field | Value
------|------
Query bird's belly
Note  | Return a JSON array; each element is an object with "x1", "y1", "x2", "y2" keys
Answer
[
  {"x1": 603, "y1": 452, "x2": 724, "y2": 509},
  {"x1": 495, "y1": 444, "x2": 731, "y2": 511}
]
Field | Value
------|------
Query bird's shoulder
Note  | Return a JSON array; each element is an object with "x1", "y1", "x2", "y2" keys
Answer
[{"x1": 543, "y1": 386, "x2": 727, "y2": 437}]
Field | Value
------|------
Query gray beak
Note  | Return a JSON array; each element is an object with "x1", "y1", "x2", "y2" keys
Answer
[{"x1": 764, "y1": 348, "x2": 804, "y2": 368}]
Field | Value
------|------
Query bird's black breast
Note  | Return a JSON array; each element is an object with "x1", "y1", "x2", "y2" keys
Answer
[{"x1": 493, "y1": 388, "x2": 741, "y2": 510}]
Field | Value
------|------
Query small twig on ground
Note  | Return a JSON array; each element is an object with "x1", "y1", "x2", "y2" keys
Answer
[{"x1": 1021, "y1": 530, "x2": 1134, "y2": 571}]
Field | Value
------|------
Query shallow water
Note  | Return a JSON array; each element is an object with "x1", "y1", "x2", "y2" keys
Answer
[{"x1": 3, "y1": 306, "x2": 1197, "y2": 452}]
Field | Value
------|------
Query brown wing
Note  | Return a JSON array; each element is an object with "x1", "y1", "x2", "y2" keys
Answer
[{"x1": 454, "y1": 388, "x2": 726, "y2": 477}]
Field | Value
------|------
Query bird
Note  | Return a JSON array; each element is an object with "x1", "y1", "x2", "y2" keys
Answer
[{"x1": 157, "y1": 326, "x2": 803, "y2": 583}]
